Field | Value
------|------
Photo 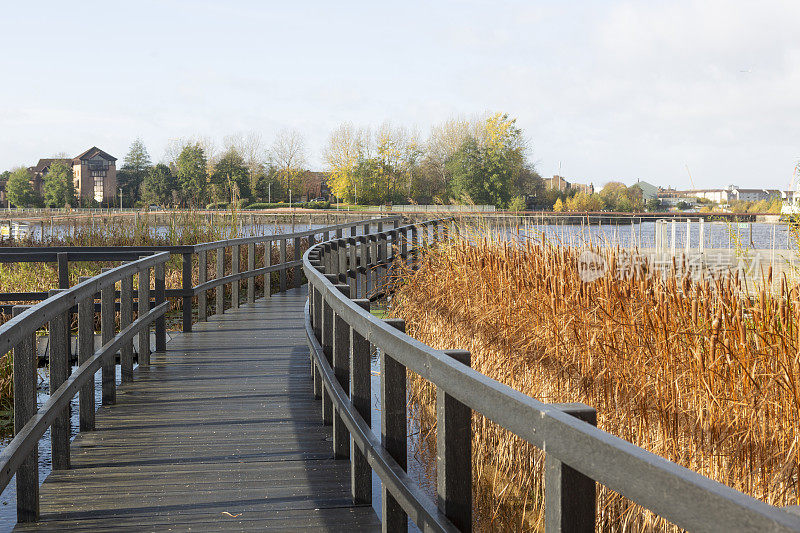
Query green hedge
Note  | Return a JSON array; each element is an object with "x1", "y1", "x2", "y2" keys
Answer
[{"x1": 245, "y1": 201, "x2": 331, "y2": 210}]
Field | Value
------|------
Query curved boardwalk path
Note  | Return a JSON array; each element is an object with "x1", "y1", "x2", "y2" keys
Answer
[{"x1": 16, "y1": 288, "x2": 379, "y2": 532}]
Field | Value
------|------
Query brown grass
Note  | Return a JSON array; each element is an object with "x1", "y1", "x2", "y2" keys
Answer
[{"x1": 390, "y1": 229, "x2": 800, "y2": 531}]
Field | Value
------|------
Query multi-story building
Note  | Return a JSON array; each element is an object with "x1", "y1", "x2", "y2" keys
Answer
[
  {"x1": 685, "y1": 185, "x2": 789, "y2": 204},
  {"x1": 544, "y1": 175, "x2": 594, "y2": 195},
  {"x1": 29, "y1": 147, "x2": 117, "y2": 203}
]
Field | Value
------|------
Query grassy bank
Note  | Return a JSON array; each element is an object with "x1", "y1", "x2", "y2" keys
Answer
[{"x1": 390, "y1": 230, "x2": 800, "y2": 531}]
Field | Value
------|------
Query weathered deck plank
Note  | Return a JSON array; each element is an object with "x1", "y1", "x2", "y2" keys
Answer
[{"x1": 16, "y1": 288, "x2": 379, "y2": 532}]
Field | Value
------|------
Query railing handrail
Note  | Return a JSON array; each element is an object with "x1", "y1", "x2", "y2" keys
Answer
[
  {"x1": 0, "y1": 252, "x2": 172, "y2": 498},
  {"x1": 303, "y1": 219, "x2": 800, "y2": 532},
  {"x1": 0, "y1": 216, "x2": 404, "y2": 524},
  {"x1": 0, "y1": 253, "x2": 169, "y2": 355}
]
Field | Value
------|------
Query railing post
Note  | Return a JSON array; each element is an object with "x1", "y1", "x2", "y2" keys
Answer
[
  {"x1": 279, "y1": 238, "x2": 287, "y2": 292},
  {"x1": 370, "y1": 235, "x2": 379, "y2": 297},
  {"x1": 247, "y1": 242, "x2": 255, "y2": 304},
  {"x1": 332, "y1": 284, "x2": 351, "y2": 460},
  {"x1": 182, "y1": 252, "x2": 193, "y2": 332},
  {"x1": 78, "y1": 276, "x2": 96, "y2": 429},
  {"x1": 216, "y1": 247, "x2": 225, "y2": 315},
  {"x1": 57, "y1": 251, "x2": 69, "y2": 289},
  {"x1": 437, "y1": 350, "x2": 472, "y2": 531},
  {"x1": 137, "y1": 263, "x2": 150, "y2": 366},
  {"x1": 348, "y1": 238, "x2": 357, "y2": 297},
  {"x1": 47, "y1": 290, "x2": 70, "y2": 471},
  {"x1": 12, "y1": 305, "x2": 38, "y2": 522},
  {"x1": 228, "y1": 244, "x2": 238, "y2": 309},
  {"x1": 198, "y1": 250, "x2": 207, "y2": 321},
  {"x1": 545, "y1": 404, "x2": 597, "y2": 533},
  {"x1": 321, "y1": 274, "x2": 337, "y2": 426},
  {"x1": 100, "y1": 270, "x2": 116, "y2": 405},
  {"x1": 411, "y1": 225, "x2": 419, "y2": 266},
  {"x1": 56, "y1": 251, "x2": 72, "y2": 371},
  {"x1": 337, "y1": 239, "x2": 347, "y2": 285},
  {"x1": 324, "y1": 242, "x2": 333, "y2": 279},
  {"x1": 120, "y1": 274, "x2": 134, "y2": 383},
  {"x1": 351, "y1": 298, "x2": 372, "y2": 504},
  {"x1": 382, "y1": 318, "x2": 407, "y2": 532},
  {"x1": 154, "y1": 261, "x2": 166, "y2": 352},
  {"x1": 294, "y1": 236, "x2": 302, "y2": 289},
  {"x1": 311, "y1": 282, "x2": 323, "y2": 401},
  {"x1": 264, "y1": 239, "x2": 272, "y2": 298}
]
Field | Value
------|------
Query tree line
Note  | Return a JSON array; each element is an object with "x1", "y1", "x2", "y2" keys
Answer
[
  {"x1": 325, "y1": 113, "x2": 543, "y2": 208},
  {"x1": 0, "y1": 112, "x2": 694, "y2": 211}
]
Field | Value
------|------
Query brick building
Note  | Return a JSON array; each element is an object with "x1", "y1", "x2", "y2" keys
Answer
[{"x1": 29, "y1": 147, "x2": 117, "y2": 203}]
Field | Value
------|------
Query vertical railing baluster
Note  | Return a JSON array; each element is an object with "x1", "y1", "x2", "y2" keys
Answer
[
  {"x1": 321, "y1": 275, "x2": 337, "y2": 426},
  {"x1": 100, "y1": 274, "x2": 116, "y2": 405},
  {"x1": 279, "y1": 238, "x2": 287, "y2": 292},
  {"x1": 57, "y1": 251, "x2": 72, "y2": 365},
  {"x1": 351, "y1": 298, "x2": 372, "y2": 504},
  {"x1": 57, "y1": 251, "x2": 69, "y2": 289},
  {"x1": 182, "y1": 252, "x2": 192, "y2": 332},
  {"x1": 120, "y1": 275, "x2": 134, "y2": 383},
  {"x1": 294, "y1": 236, "x2": 302, "y2": 289},
  {"x1": 78, "y1": 277, "x2": 96, "y2": 429},
  {"x1": 137, "y1": 264, "x2": 150, "y2": 366},
  {"x1": 216, "y1": 247, "x2": 225, "y2": 315},
  {"x1": 411, "y1": 225, "x2": 419, "y2": 267},
  {"x1": 545, "y1": 404, "x2": 597, "y2": 533},
  {"x1": 332, "y1": 284, "x2": 351, "y2": 460},
  {"x1": 264, "y1": 239, "x2": 272, "y2": 298},
  {"x1": 382, "y1": 318, "x2": 407, "y2": 532},
  {"x1": 437, "y1": 350, "x2": 472, "y2": 531},
  {"x1": 338, "y1": 239, "x2": 347, "y2": 285},
  {"x1": 348, "y1": 238, "x2": 357, "y2": 297},
  {"x1": 12, "y1": 305, "x2": 38, "y2": 522},
  {"x1": 198, "y1": 249, "x2": 207, "y2": 321},
  {"x1": 154, "y1": 261, "x2": 166, "y2": 352},
  {"x1": 312, "y1": 283, "x2": 323, "y2": 400},
  {"x1": 47, "y1": 290, "x2": 70, "y2": 471},
  {"x1": 247, "y1": 242, "x2": 255, "y2": 304},
  {"x1": 232, "y1": 244, "x2": 240, "y2": 309}
]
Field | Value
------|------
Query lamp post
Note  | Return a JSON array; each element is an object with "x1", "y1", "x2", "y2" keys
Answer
[
  {"x1": 268, "y1": 182, "x2": 271, "y2": 204},
  {"x1": 119, "y1": 188, "x2": 123, "y2": 210}
]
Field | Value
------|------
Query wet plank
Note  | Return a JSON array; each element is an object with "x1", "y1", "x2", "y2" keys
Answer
[{"x1": 17, "y1": 288, "x2": 379, "y2": 532}]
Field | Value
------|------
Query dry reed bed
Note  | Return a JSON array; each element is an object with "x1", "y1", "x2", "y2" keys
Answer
[
  {"x1": 0, "y1": 212, "x2": 308, "y2": 431},
  {"x1": 390, "y1": 232, "x2": 800, "y2": 531}
]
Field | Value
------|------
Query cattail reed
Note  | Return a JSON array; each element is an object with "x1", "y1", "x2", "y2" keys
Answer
[{"x1": 391, "y1": 227, "x2": 800, "y2": 531}]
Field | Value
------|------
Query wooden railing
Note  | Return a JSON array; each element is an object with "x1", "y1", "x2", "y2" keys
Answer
[
  {"x1": 303, "y1": 219, "x2": 800, "y2": 532},
  {"x1": 0, "y1": 216, "x2": 401, "y2": 524}
]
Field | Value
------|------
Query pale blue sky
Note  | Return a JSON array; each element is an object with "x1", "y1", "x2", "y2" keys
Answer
[{"x1": 1, "y1": 0, "x2": 799, "y2": 190}]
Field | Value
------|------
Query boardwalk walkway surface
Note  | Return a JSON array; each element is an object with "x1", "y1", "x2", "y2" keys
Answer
[{"x1": 16, "y1": 288, "x2": 380, "y2": 532}]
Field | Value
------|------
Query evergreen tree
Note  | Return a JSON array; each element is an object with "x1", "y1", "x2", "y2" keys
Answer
[
  {"x1": 42, "y1": 160, "x2": 75, "y2": 207},
  {"x1": 212, "y1": 148, "x2": 251, "y2": 202},
  {"x1": 118, "y1": 138, "x2": 152, "y2": 204},
  {"x1": 141, "y1": 163, "x2": 175, "y2": 206},
  {"x1": 175, "y1": 143, "x2": 208, "y2": 207}
]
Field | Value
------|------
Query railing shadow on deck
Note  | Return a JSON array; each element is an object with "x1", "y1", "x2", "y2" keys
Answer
[
  {"x1": 0, "y1": 216, "x2": 401, "y2": 526},
  {"x1": 303, "y1": 218, "x2": 800, "y2": 533}
]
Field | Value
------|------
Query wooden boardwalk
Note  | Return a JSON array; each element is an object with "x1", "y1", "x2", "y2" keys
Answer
[{"x1": 17, "y1": 288, "x2": 379, "y2": 532}]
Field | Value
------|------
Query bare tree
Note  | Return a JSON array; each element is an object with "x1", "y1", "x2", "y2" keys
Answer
[
  {"x1": 324, "y1": 123, "x2": 367, "y2": 202},
  {"x1": 223, "y1": 132, "x2": 267, "y2": 191},
  {"x1": 269, "y1": 130, "x2": 307, "y2": 200}
]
